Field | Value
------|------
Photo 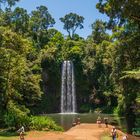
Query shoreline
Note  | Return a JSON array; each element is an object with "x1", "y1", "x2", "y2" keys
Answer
[
  {"x1": 24, "y1": 123, "x2": 139, "y2": 140},
  {"x1": 0, "y1": 123, "x2": 139, "y2": 140}
]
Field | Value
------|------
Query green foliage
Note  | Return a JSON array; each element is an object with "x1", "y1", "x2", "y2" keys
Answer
[
  {"x1": 121, "y1": 70, "x2": 140, "y2": 80},
  {"x1": 29, "y1": 116, "x2": 63, "y2": 131},
  {"x1": 96, "y1": 0, "x2": 140, "y2": 27},
  {"x1": 11, "y1": 7, "x2": 29, "y2": 34},
  {"x1": 60, "y1": 13, "x2": 84, "y2": 39},
  {"x1": 0, "y1": 27, "x2": 42, "y2": 128},
  {"x1": 96, "y1": 0, "x2": 140, "y2": 133},
  {"x1": 30, "y1": 5, "x2": 55, "y2": 31},
  {"x1": 0, "y1": 0, "x2": 20, "y2": 8},
  {"x1": 79, "y1": 104, "x2": 90, "y2": 113},
  {"x1": 89, "y1": 20, "x2": 110, "y2": 44},
  {"x1": 0, "y1": 0, "x2": 139, "y2": 134},
  {"x1": 29, "y1": 5, "x2": 55, "y2": 48},
  {"x1": 4, "y1": 101, "x2": 30, "y2": 128}
]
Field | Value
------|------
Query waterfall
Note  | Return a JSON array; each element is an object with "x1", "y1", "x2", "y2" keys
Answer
[{"x1": 61, "y1": 60, "x2": 76, "y2": 113}]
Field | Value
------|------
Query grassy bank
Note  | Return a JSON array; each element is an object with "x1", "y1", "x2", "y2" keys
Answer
[
  {"x1": 0, "y1": 116, "x2": 63, "y2": 140},
  {"x1": 101, "y1": 136, "x2": 111, "y2": 140},
  {"x1": 0, "y1": 136, "x2": 18, "y2": 140}
]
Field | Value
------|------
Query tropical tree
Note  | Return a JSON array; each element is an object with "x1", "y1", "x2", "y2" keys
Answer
[
  {"x1": 0, "y1": 0, "x2": 20, "y2": 8},
  {"x1": 11, "y1": 7, "x2": 29, "y2": 35},
  {"x1": 88, "y1": 20, "x2": 110, "y2": 44},
  {"x1": 96, "y1": 0, "x2": 140, "y2": 133},
  {"x1": 29, "y1": 5, "x2": 55, "y2": 48},
  {"x1": 60, "y1": 13, "x2": 84, "y2": 39},
  {"x1": 96, "y1": 0, "x2": 140, "y2": 27},
  {"x1": 0, "y1": 27, "x2": 42, "y2": 127}
]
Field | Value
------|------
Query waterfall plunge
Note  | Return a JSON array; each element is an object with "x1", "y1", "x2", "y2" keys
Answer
[{"x1": 61, "y1": 61, "x2": 76, "y2": 113}]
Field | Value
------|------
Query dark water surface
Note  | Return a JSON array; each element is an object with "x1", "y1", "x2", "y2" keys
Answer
[{"x1": 46, "y1": 113, "x2": 126, "y2": 131}]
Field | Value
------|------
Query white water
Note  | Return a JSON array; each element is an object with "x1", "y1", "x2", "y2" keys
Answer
[{"x1": 61, "y1": 61, "x2": 76, "y2": 113}]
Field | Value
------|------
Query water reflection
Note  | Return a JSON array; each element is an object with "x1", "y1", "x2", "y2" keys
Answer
[
  {"x1": 47, "y1": 113, "x2": 123, "y2": 131},
  {"x1": 46, "y1": 113, "x2": 140, "y2": 139},
  {"x1": 60, "y1": 114, "x2": 77, "y2": 130}
]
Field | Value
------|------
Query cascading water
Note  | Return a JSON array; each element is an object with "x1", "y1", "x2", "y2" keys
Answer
[{"x1": 61, "y1": 60, "x2": 76, "y2": 113}]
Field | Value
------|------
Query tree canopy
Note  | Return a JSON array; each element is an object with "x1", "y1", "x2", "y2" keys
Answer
[
  {"x1": 60, "y1": 13, "x2": 84, "y2": 39},
  {"x1": 0, "y1": 0, "x2": 139, "y2": 134}
]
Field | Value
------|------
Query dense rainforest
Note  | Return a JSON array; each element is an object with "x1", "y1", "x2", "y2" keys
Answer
[{"x1": 0, "y1": 0, "x2": 139, "y2": 134}]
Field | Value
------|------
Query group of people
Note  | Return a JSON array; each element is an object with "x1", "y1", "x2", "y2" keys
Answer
[
  {"x1": 72, "y1": 117, "x2": 81, "y2": 126},
  {"x1": 111, "y1": 126, "x2": 128, "y2": 140},
  {"x1": 96, "y1": 116, "x2": 128, "y2": 140},
  {"x1": 17, "y1": 117, "x2": 128, "y2": 140},
  {"x1": 96, "y1": 116, "x2": 109, "y2": 128}
]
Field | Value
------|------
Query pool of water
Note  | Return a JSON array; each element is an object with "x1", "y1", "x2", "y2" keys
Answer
[{"x1": 46, "y1": 113, "x2": 126, "y2": 131}]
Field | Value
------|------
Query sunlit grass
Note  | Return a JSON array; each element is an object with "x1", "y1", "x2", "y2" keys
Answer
[
  {"x1": 101, "y1": 136, "x2": 111, "y2": 140},
  {"x1": 0, "y1": 136, "x2": 18, "y2": 140}
]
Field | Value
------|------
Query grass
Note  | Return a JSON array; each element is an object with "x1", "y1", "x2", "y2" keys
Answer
[
  {"x1": 0, "y1": 136, "x2": 18, "y2": 140},
  {"x1": 100, "y1": 131, "x2": 112, "y2": 140},
  {"x1": 0, "y1": 115, "x2": 63, "y2": 140},
  {"x1": 100, "y1": 131, "x2": 121, "y2": 140},
  {"x1": 0, "y1": 130, "x2": 18, "y2": 140},
  {"x1": 101, "y1": 135, "x2": 112, "y2": 140}
]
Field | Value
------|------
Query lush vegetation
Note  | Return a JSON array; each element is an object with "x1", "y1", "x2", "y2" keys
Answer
[
  {"x1": 29, "y1": 116, "x2": 63, "y2": 131},
  {"x1": 0, "y1": 0, "x2": 139, "y2": 134}
]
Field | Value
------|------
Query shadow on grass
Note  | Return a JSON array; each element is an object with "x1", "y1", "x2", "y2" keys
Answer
[{"x1": 0, "y1": 130, "x2": 18, "y2": 137}]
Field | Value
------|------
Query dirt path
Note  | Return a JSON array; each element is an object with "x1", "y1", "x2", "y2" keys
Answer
[
  {"x1": 24, "y1": 123, "x2": 138, "y2": 140},
  {"x1": 64, "y1": 123, "x2": 105, "y2": 140}
]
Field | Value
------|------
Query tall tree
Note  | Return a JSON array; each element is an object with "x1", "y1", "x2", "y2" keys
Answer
[
  {"x1": 29, "y1": 5, "x2": 55, "y2": 48},
  {"x1": 60, "y1": 13, "x2": 84, "y2": 39},
  {"x1": 0, "y1": 27, "x2": 42, "y2": 127},
  {"x1": 88, "y1": 20, "x2": 110, "y2": 44},
  {"x1": 96, "y1": 0, "x2": 140, "y2": 133},
  {"x1": 0, "y1": 0, "x2": 20, "y2": 8},
  {"x1": 96, "y1": 0, "x2": 140, "y2": 28},
  {"x1": 0, "y1": 7, "x2": 12, "y2": 26},
  {"x1": 11, "y1": 7, "x2": 29, "y2": 35}
]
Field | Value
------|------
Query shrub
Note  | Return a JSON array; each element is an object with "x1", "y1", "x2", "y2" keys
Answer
[
  {"x1": 3, "y1": 102, "x2": 63, "y2": 131},
  {"x1": 29, "y1": 116, "x2": 63, "y2": 131},
  {"x1": 79, "y1": 104, "x2": 90, "y2": 112},
  {"x1": 4, "y1": 101, "x2": 30, "y2": 129}
]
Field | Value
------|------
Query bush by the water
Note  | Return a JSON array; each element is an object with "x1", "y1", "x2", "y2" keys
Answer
[
  {"x1": 4, "y1": 101, "x2": 30, "y2": 129},
  {"x1": 3, "y1": 106, "x2": 63, "y2": 131},
  {"x1": 29, "y1": 116, "x2": 63, "y2": 131},
  {"x1": 79, "y1": 104, "x2": 91, "y2": 112}
]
